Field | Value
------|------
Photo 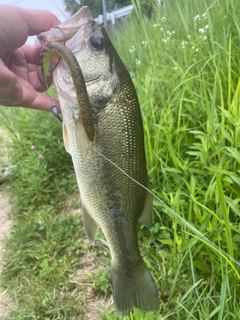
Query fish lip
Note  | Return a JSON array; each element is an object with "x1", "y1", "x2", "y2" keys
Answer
[{"x1": 38, "y1": 6, "x2": 92, "y2": 46}]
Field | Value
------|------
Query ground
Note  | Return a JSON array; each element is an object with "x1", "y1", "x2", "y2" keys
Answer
[
  {"x1": 0, "y1": 125, "x2": 14, "y2": 317},
  {"x1": 0, "y1": 125, "x2": 113, "y2": 319},
  {"x1": 0, "y1": 190, "x2": 14, "y2": 318},
  {"x1": 0, "y1": 188, "x2": 113, "y2": 319}
]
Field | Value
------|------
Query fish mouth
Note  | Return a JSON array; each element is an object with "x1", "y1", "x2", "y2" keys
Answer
[{"x1": 38, "y1": 6, "x2": 92, "y2": 47}]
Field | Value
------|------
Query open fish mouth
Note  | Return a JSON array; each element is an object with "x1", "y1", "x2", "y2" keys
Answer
[{"x1": 37, "y1": 6, "x2": 92, "y2": 49}]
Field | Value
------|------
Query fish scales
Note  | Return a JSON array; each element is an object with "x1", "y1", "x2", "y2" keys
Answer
[{"x1": 39, "y1": 6, "x2": 158, "y2": 315}]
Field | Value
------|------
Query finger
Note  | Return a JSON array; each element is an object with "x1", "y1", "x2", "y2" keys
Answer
[
  {"x1": 0, "y1": 59, "x2": 59, "y2": 111},
  {"x1": 8, "y1": 48, "x2": 53, "y2": 92},
  {"x1": 22, "y1": 43, "x2": 43, "y2": 65},
  {"x1": 20, "y1": 8, "x2": 61, "y2": 37},
  {"x1": 28, "y1": 66, "x2": 53, "y2": 92},
  {"x1": 21, "y1": 44, "x2": 54, "y2": 91},
  {"x1": 0, "y1": 6, "x2": 60, "y2": 57},
  {"x1": 19, "y1": 77, "x2": 60, "y2": 111},
  {"x1": 21, "y1": 45, "x2": 54, "y2": 92},
  {"x1": 0, "y1": 60, "x2": 22, "y2": 105},
  {"x1": 22, "y1": 92, "x2": 60, "y2": 111},
  {"x1": 0, "y1": 94, "x2": 60, "y2": 111}
]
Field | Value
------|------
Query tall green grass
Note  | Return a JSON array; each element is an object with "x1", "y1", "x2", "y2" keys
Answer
[
  {"x1": 0, "y1": 0, "x2": 240, "y2": 318},
  {"x1": 111, "y1": 0, "x2": 240, "y2": 318}
]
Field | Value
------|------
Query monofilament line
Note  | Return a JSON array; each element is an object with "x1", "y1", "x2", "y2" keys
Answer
[{"x1": 90, "y1": 145, "x2": 240, "y2": 275}]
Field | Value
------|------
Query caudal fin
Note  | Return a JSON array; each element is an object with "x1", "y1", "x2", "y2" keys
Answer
[{"x1": 111, "y1": 260, "x2": 159, "y2": 315}]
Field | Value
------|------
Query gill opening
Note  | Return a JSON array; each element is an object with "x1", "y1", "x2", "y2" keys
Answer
[{"x1": 89, "y1": 144, "x2": 240, "y2": 276}]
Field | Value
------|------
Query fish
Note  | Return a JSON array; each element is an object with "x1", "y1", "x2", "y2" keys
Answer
[{"x1": 38, "y1": 6, "x2": 159, "y2": 315}]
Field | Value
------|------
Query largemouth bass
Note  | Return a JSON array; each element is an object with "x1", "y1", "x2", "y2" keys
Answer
[{"x1": 38, "y1": 6, "x2": 158, "y2": 315}]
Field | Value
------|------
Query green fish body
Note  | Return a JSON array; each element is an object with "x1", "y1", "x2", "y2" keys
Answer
[{"x1": 39, "y1": 6, "x2": 158, "y2": 315}]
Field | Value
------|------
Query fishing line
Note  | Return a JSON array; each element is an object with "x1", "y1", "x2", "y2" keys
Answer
[
  {"x1": 44, "y1": 5, "x2": 240, "y2": 273},
  {"x1": 47, "y1": 54, "x2": 240, "y2": 271},
  {"x1": 51, "y1": 0, "x2": 68, "y2": 19},
  {"x1": 89, "y1": 144, "x2": 240, "y2": 273}
]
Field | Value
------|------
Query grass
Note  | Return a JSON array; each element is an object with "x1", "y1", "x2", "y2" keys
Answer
[{"x1": 1, "y1": 0, "x2": 240, "y2": 318}]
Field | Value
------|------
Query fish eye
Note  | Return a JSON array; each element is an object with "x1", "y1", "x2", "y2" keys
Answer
[{"x1": 89, "y1": 35, "x2": 104, "y2": 50}]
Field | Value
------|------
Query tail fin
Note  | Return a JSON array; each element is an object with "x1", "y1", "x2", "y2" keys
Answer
[{"x1": 111, "y1": 259, "x2": 159, "y2": 315}]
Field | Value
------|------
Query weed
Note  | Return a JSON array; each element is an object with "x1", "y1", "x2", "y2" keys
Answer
[
  {"x1": 0, "y1": 93, "x2": 77, "y2": 210},
  {"x1": 1, "y1": 0, "x2": 240, "y2": 319}
]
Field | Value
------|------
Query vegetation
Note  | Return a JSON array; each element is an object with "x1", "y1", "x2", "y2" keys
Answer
[
  {"x1": 63, "y1": 0, "x2": 132, "y2": 17},
  {"x1": 1, "y1": 0, "x2": 240, "y2": 318}
]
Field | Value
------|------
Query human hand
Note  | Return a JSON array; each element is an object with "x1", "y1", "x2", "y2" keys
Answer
[{"x1": 0, "y1": 5, "x2": 61, "y2": 111}]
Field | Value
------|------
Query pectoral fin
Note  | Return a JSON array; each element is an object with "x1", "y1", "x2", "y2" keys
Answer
[
  {"x1": 62, "y1": 116, "x2": 89, "y2": 160},
  {"x1": 82, "y1": 205, "x2": 99, "y2": 244},
  {"x1": 62, "y1": 122, "x2": 71, "y2": 154},
  {"x1": 139, "y1": 182, "x2": 153, "y2": 229},
  {"x1": 73, "y1": 118, "x2": 89, "y2": 161}
]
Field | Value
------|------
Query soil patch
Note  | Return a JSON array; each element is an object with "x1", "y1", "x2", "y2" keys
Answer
[
  {"x1": 0, "y1": 190, "x2": 14, "y2": 318},
  {"x1": 72, "y1": 244, "x2": 113, "y2": 319}
]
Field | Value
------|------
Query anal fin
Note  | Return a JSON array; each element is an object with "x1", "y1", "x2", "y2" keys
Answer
[
  {"x1": 62, "y1": 122, "x2": 71, "y2": 154},
  {"x1": 139, "y1": 181, "x2": 153, "y2": 229}
]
